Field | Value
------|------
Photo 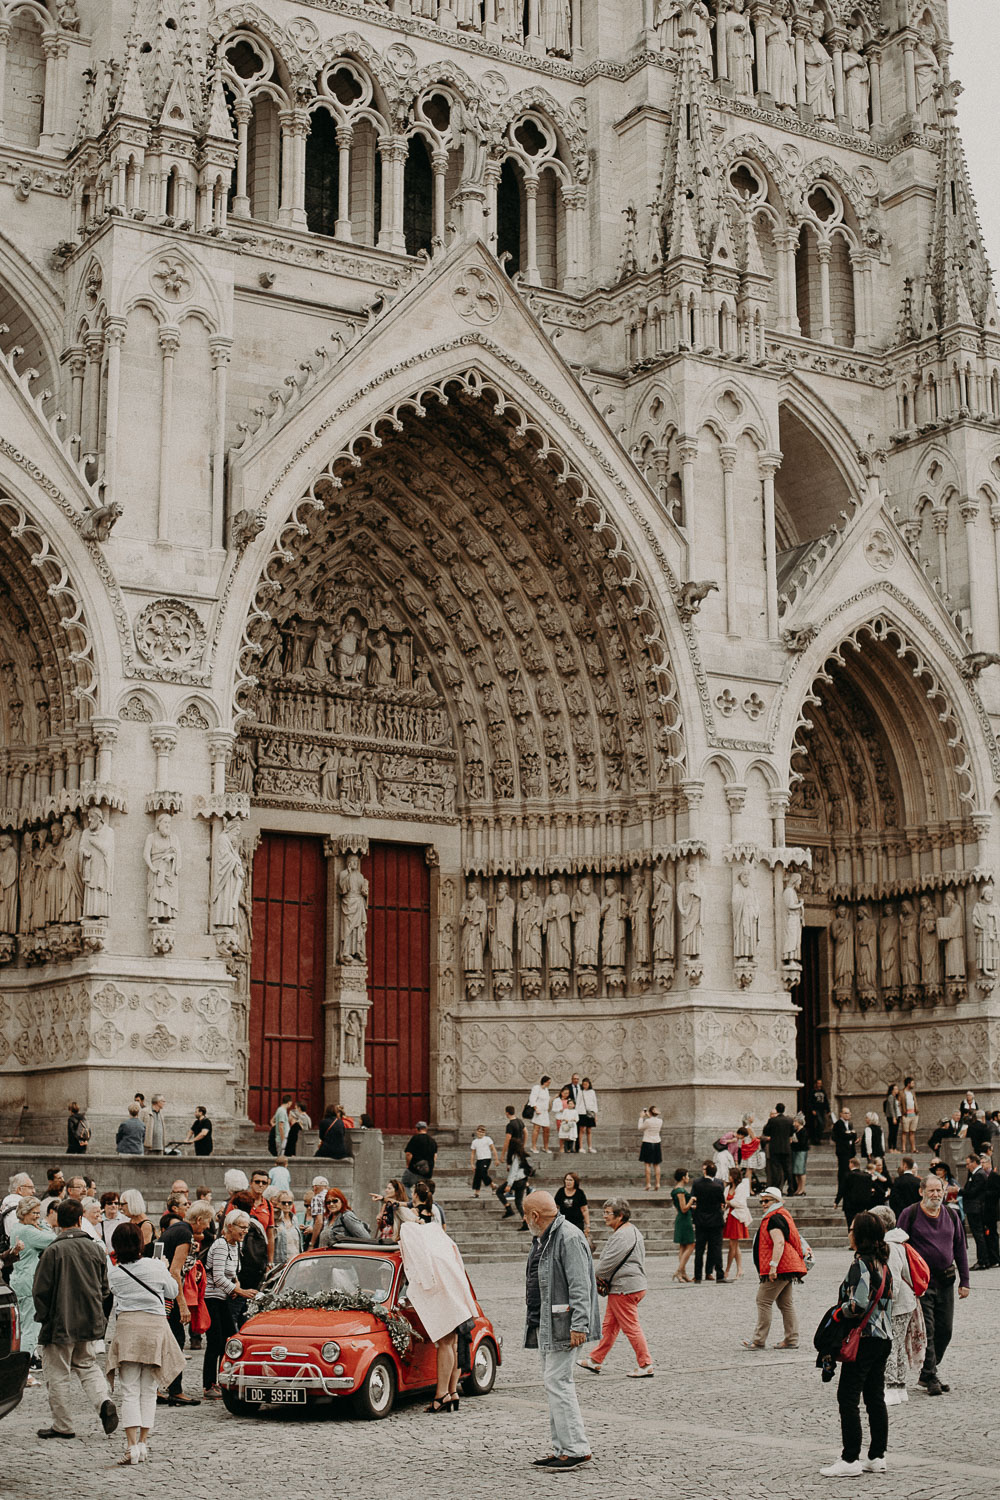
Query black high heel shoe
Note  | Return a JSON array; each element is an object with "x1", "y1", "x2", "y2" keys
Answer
[
  {"x1": 447, "y1": 1393, "x2": 460, "y2": 1412},
  {"x1": 425, "y1": 1395, "x2": 449, "y2": 1414}
]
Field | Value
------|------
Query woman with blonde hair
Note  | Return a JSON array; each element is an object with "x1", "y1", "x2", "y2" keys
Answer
[
  {"x1": 120, "y1": 1188, "x2": 154, "y2": 1255},
  {"x1": 8, "y1": 1197, "x2": 54, "y2": 1379}
]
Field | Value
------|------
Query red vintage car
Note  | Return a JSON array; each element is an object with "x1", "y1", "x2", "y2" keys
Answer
[{"x1": 217, "y1": 1243, "x2": 501, "y2": 1420}]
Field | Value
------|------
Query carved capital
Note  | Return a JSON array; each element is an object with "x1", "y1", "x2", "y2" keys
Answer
[
  {"x1": 103, "y1": 316, "x2": 127, "y2": 347},
  {"x1": 209, "y1": 335, "x2": 233, "y2": 367},
  {"x1": 959, "y1": 498, "x2": 979, "y2": 525},
  {"x1": 725, "y1": 783, "x2": 748, "y2": 813},
  {"x1": 158, "y1": 326, "x2": 181, "y2": 357},
  {"x1": 91, "y1": 717, "x2": 119, "y2": 749},
  {"x1": 207, "y1": 730, "x2": 235, "y2": 761},
  {"x1": 680, "y1": 777, "x2": 705, "y2": 812},
  {"x1": 758, "y1": 450, "x2": 782, "y2": 480},
  {"x1": 149, "y1": 725, "x2": 178, "y2": 757},
  {"x1": 719, "y1": 444, "x2": 738, "y2": 474}
]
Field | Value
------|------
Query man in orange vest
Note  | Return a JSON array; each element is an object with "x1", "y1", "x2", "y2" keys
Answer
[{"x1": 742, "y1": 1186, "x2": 809, "y2": 1350}]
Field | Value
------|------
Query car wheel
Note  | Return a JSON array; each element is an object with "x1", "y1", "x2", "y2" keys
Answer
[
  {"x1": 352, "y1": 1356, "x2": 396, "y2": 1420},
  {"x1": 221, "y1": 1388, "x2": 260, "y2": 1417},
  {"x1": 461, "y1": 1337, "x2": 497, "y2": 1396}
]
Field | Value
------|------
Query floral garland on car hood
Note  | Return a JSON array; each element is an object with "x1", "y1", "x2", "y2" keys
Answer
[{"x1": 247, "y1": 1287, "x2": 414, "y2": 1354}]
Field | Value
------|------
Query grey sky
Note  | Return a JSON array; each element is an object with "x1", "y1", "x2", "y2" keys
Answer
[{"x1": 950, "y1": 0, "x2": 1000, "y2": 275}]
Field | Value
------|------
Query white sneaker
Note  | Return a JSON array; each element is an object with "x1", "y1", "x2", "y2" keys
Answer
[
  {"x1": 819, "y1": 1459, "x2": 864, "y2": 1478},
  {"x1": 884, "y1": 1387, "x2": 908, "y2": 1406},
  {"x1": 862, "y1": 1458, "x2": 887, "y2": 1474},
  {"x1": 588, "y1": 1147, "x2": 597, "y2": 1154}
]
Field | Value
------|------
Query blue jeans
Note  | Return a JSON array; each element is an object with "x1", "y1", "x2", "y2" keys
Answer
[{"x1": 539, "y1": 1348, "x2": 589, "y2": 1458}]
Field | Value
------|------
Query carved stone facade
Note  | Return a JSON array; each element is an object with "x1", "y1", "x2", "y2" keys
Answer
[{"x1": 1, "y1": 1, "x2": 999, "y2": 1147}]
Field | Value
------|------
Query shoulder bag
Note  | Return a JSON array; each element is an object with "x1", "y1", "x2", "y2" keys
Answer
[
  {"x1": 521, "y1": 1102, "x2": 535, "y2": 1120},
  {"x1": 596, "y1": 1229, "x2": 640, "y2": 1297},
  {"x1": 840, "y1": 1264, "x2": 887, "y2": 1363}
]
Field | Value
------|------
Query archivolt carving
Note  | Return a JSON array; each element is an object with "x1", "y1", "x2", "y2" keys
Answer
[{"x1": 235, "y1": 370, "x2": 686, "y2": 805}]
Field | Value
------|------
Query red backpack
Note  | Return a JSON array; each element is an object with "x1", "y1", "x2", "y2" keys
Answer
[{"x1": 904, "y1": 1243, "x2": 930, "y2": 1299}]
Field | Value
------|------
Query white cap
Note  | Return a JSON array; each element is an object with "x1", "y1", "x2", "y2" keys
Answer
[{"x1": 760, "y1": 1186, "x2": 782, "y2": 1203}]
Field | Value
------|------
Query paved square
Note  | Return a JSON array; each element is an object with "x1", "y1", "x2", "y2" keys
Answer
[{"x1": 3, "y1": 1251, "x2": 997, "y2": 1499}]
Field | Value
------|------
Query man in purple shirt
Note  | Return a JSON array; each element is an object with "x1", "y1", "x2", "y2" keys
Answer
[{"x1": 897, "y1": 1174, "x2": 970, "y2": 1396}]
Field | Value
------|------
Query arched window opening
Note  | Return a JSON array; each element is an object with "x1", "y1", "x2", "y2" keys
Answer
[
  {"x1": 305, "y1": 107, "x2": 340, "y2": 238},
  {"x1": 828, "y1": 233, "x2": 855, "y2": 348},
  {"x1": 6, "y1": 13, "x2": 45, "y2": 149},
  {"x1": 497, "y1": 158, "x2": 522, "y2": 276},
  {"x1": 247, "y1": 94, "x2": 281, "y2": 221},
  {"x1": 403, "y1": 134, "x2": 434, "y2": 257},
  {"x1": 795, "y1": 225, "x2": 822, "y2": 340},
  {"x1": 164, "y1": 166, "x2": 179, "y2": 219}
]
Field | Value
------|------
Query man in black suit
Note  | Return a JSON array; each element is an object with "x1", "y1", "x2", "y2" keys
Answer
[
  {"x1": 983, "y1": 1153, "x2": 1000, "y2": 1268},
  {"x1": 888, "y1": 1156, "x2": 922, "y2": 1217},
  {"x1": 690, "y1": 1161, "x2": 727, "y2": 1284},
  {"x1": 963, "y1": 1152, "x2": 991, "y2": 1269},
  {"x1": 806, "y1": 1080, "x2": 829, "y2": 1146},
  {"x1": 837, "y1": 1158, "x2": 874, "y2": 1229},
  {"x1": 927, "y1": 1111, "x2": 965, "y2": 1153},
  {"x1": 832, "y1": 1107, "x2": 857, "y2": 1202},
  {"x1": 761, "y1": 1104, "x2": 795, "y2": 1192},
  {"x1": 966, "y1": 1112, "x2": 991, "y2": 1154}
]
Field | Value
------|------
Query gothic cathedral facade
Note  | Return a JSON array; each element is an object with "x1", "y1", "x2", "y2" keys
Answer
[{"x1": 0, "y1": 0, "x2": 998, "y2": 1147}]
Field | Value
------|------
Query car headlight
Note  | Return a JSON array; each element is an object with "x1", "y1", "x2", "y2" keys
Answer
[
  {"x1": 320, "y1": 1340, "x2": 341, "y2": 1363},
  {"x1": 225, "y1": 1338, "x2": 243, "y2": 1360}
]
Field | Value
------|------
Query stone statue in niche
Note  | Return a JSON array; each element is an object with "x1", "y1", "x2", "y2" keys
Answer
[
  {"x1": 79, "y1": 807, "x2": 115, "y2": 921},
  {"x1": 18, "y1": 832, "x2": 34, "y2": 934},
  {"x1": 855, "y1": 905, "x2": 877, "y2": 1002},
  {"x1": 831, "y1": 904, "x2": 854, "y2": 1004},
  {"x1": 460, "y1": 879, "x2": 488, "y2": 975},
  {"x1": 60, "y1": 812, "x2": 83, "y2": 922},
  {"x1": 394, "y1": 634, "x2": 413, "y2": 689},
  {"x1": 973, "y1": 884, "x2": 999, "y2": 985},
  {"x1": 918, "y1": 893, "x2": 942, "y2": 995},
  {"x1": 540, "y1": 0, "x2": 571, "y2": 57},
  {"x1": 490, "y1": 880, "x2": 515, "y2": 996},
  {"x1": 338, "y1": 854, "x2": 369, "y2": 965},
  {"x1": 335, "y1": 611, "x2": 368, "y2": 684},
  {"x1": 676, "y1": 863, "x2": 703, "y2": 985},
  {"x1": 517, "y1": 878, "x2": 544, "y2": 997},
  {"x1": 727, "y1": 0, "x2": 755, "y2": 98},
  {"x1": 914, "y1": 24, "x2": 940, "y2": 125},
  {"x1": 144, "y1": 813, "x2": 181, "y2": 923},
  {"x1": 367, "y1": 629, "x2": 394, "y2": 688},
  {"x1": 0, "y1": 833, "x2": 18, "y2": 935},
  {"x1": 544, "y1": 877, "x2": 572, "y2": 994},
  {"x1": 653, "y1": 0, "x2": 681, "y2": 53},
  {"x1": 629, "y1": 870, "x2": 652, "y2": 981},
  {"x1": 652, "y1": 865, "x2": 675, "y2": 964},
  {"x1": 343, "y1": 1009, "x2": 364, "y2": 1067},
  {"x1": 600, "y1": 877, "x2": 627, "y2": 987},
  {"x1": 937, "y1": 891, "x2": 966, "y2": 985},
  {"x1": 879, "y1": 902, "x2": 900, "y2": 1003},
  {"x1": 899, "y1": 898, "x2": 920, "y2": 1004},
  {"x1": 211, "y1": 816, "x2": 245, "y2": 930},
  {"x1": 781, "y1": 873, "x2": 804, "y2": 964},
  {"x1": 319, "y1": 748, "x2": 339, "y2": 802},
  {"x1": 732, "y1": 867, "x2": 760, "y2": 962},
  {"x1": 765, "y1": 0, "x2": 797, "y2": 111},
  {"x1": 843, "y1": 26, "x2": 871, "y2": 131},
  {"x1": 570, "y1": 876, "x2": 601, "y2": 970},
  {"x1": 804, "y1": 10, "x2": 835, "y2": 121}
]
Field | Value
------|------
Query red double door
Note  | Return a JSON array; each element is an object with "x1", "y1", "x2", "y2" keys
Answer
[{"x1": 249, "y1": 835, "x2": 430, "y2": 1132}]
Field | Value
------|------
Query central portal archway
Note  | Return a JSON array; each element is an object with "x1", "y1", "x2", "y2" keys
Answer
[{"x1": 232, "y1": 373, "x2": 688, "y2": 1130}]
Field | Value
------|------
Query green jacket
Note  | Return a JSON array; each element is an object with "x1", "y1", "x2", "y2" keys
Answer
[{"x1": 32, "y1": 1228, "x2": 112, "y2": 1345}]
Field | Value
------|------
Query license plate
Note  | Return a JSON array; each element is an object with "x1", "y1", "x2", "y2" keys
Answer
[{"x1": 248, "y1": 1387, "x2": 307, "y2": 1405}]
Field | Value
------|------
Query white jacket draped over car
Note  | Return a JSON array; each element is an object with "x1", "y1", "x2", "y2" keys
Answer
[{"x1": 397, "y1": 1221, "x2": 478, "y2": 1343}]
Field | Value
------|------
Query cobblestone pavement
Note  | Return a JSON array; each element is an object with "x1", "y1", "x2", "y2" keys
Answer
[{"x1": 3, "y1": 1252, "x2": 998, "y2": 1499}]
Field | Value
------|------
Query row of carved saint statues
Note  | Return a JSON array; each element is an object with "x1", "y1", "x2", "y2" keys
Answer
[
  {"x1": 828, "y1": 884, "x2": 999, "y2": 1010},
  {"x1": 0, "y1": 808, "x2": 247, "y2": 964}
]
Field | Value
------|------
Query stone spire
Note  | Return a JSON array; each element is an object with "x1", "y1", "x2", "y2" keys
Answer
[
  {"x1": 113, "y1": 30, "x2": 150, "y2": 123},
  {"x1": 657, "y1": 2, "x2": 729, "y2": 269},
  {"x1": 924, "y1": 70, "x2": 998, "y2": 333},
  {"x1": 128, "y1": 0, "x2": 179, "y2": 119}
]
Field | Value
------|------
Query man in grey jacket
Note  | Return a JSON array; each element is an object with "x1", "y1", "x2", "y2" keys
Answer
[
  {"x1": 523, "y1": 1190, "x2": 601, "y2": 1472},
  {"x1": 33, "y1": 1198, "x2": 118, "y2": 1441}
]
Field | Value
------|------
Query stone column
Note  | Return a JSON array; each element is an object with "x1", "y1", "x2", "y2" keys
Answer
[
  {"x1": 431, "y1": 148, "x2": 449, "y2": 245},
  {"x1": 960, "y1": 498, "x2": 985, "y2": 647},
  {"x1": 991, "y1": 505, "x2": 1000, "y2": 651},
  {"x1": 868, "y1": 47, "x2": 883, "y2": 129},
  {"x1": 484, "y1": 160, "x2": 500, "y2": 250},
  {"x1": 209, "y1": 336, "x2": 232, "y2": 552},
  {"x1": 715, "y1": 0, "x2": 729, "y2": 82},
  {"x1": 523, "y1": 178, "x2": 540, "y2": 285},
  {"x1": 775, "y1": 229, "x2": 798, "y2": 334},
  {"x1": 68, "y1": 347, "x2": 86, "y2": 458},
  {"x1": 156, "y1": 326, "x2": 180, "y2": 542},
  {"x1": 759, "y1": 452, "x2": 780, "y2": 639},
  {"x1": 92, "y1": 718, "x2": 119, "y2": 784},
  {"x1": 901, "y1": 31, "x2": 917, "y2": 117},
  {"x1": 526, "y1": 0, "x2": 542, "y2": 57},
  {"x1": 562, "y1": 186, "x2": 586, "y2": 292},
  {"x1": 793, "y1": 19, "x2": 808, "y2": 117},
  {"x1": 335, "y1": 125, "x2": 353, "y2": 239},
  {"x1": 751, "y1": 4, "x2": 769, "y2": 103},
  {"x1": 816, "y1": 241, "x2": 834, "y2": 344},
  {"x1": 678, "y1": 435, "x2": 699, "y2": 566},
  {"x1": 720, "y1": 443, "x2": 738, "y2": 634},
  {"x1": 932, "y1": 508, "x2": 948, "y2": 590},
  {"x1": 829, "y1": 29, "x2": 847, "y2": 127},
  {"x1": 0, "y1": 23, "x2": 10, "y2": 137},
  {"x1": 39, "y1": 34, "x2": 67, "y2": 149},
  {"x1": 83, "y1": 330, "x2": 104, "y2": 465},
  {"x1": 377, "y1": 139, "x2": 408, "y2": 254},
  {"x1": 232, "y1": 100, "x2": 252, "y2": 217},
  {"x1": 102, "y1": 317, "x2": 126, "y2": 502}
]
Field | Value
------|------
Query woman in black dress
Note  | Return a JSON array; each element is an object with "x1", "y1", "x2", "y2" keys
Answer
[{"x1": 554, "y1": 1171, "x2": 591, "y2": 1241}]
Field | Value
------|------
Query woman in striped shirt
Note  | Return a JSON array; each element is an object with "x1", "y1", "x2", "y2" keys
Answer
[{"x1": 202, "y1": 1210, "x2": 254, "y2": 1400}]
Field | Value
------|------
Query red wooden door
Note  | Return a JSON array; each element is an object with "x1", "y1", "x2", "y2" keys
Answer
[
  {"x1": 363, "y1": 843, "x2": 430, "y2": 1132},
  {"x1": 249, "y1": 833, "x2": 327, "y2": 1128}
]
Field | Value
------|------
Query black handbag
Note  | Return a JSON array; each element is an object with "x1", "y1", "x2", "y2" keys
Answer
[
  {"x1": 521, "y1": 1102, "x2": 535, "y2": 1120},
  {"x1": 596, "y1": 1230, "x2": 639, "y2": 1296}
]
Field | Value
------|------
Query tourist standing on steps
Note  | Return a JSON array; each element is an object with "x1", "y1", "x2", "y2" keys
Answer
[
  {"x1": 638, "y1": 1106, "x2": 663, "y2": 1191},
  {"x1": 743, "y1": 1186, "x2": 807, "y2": 1349},
  {"x1": 578, "y1": 1198, "x2": 652, "y2": 1378},
  {"x1": 790, "y1": 1112, "x2": 810, "y2": 1195},
  {"x1": 818, "y1": 1211, "x2": 894, "y2": 1479},
  {"x1": 897, "y1": 1174, "x2": 969, "y2": 1396},
  {"x1": 66, "y1": 1101, "x2": 90, "y2": 1155},
  {"x1": 833, "y1": 1107, "x2": 858, "y2": 1202},
  {"x1": 578, "y1": 1078, "x2": 599, "y2": 1153},
  {"x1": 884, "y1": 1084, "x2": 902, "y2": 1153},
  {"x1": 761, "y1": 1102, "x2": 795, "y2": 1192},
  {"x1": 33, "y1": 1197, "x2": 119, "y2": 1442},
  {"x1": 522, "y1": 1190, "x2": 601, "y2": 1473},
  {"x1": 670, "y1": 1169, "x2": 695, "y2": 1282},
  {"x1": 553, "y1": 1086, "x2": 579, "y2": 1154},
  {"x1": 528, "y1": 1076, "x2": 552, "y2": 1154},
  {"x1": 690, "y1": 1161, "x2": 726, "y2": 1284},
  {"x1": 901, "y1": 1077, "x2": 919, "y2": 1154}
]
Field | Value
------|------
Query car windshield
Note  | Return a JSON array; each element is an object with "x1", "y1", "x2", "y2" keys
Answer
[{"x1": 279, "y1": 1254, "x2": 396, "y2": 1303}]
